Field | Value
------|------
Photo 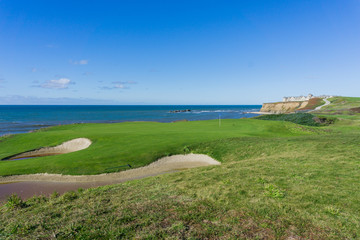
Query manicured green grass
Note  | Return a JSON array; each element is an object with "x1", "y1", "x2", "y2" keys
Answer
[
  {"x1": 2, "y1": 98, "x2": 360, "y2": 239},
  {"x1": 1, "y1": 133, "x2": 360, "y2": 239},
  {"x1": 0, "y1": 119, "x2": 314, "y2": 176}
]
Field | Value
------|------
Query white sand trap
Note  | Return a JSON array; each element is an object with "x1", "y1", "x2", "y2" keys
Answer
[
  {"x1": 0, "y1": 154, "x2": 220, "y2": 183},
  {"x1": 8, "y1": 138, "x2": 92, "y2": 160}
]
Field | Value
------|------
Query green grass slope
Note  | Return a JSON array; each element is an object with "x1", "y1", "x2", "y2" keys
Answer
[
  {"x1": 314, "y1": 96, "x2": 360, "y2": 117},
  {"x1": 1, "y1": 133, "x2": 360, "y2": 239},
  {"x1": 1, "y1": 107, "x2": 360, "y2": 239},
  {"x1": 0, "y1": 119, "x2": 314, "y2": 176}
]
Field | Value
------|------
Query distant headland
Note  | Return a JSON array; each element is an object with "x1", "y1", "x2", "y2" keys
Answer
[{"x1": 253, "y1": 94, "x2": 333, "y2": 114}]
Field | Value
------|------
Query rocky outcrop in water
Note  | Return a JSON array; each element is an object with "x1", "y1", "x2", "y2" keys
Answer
[{"x1": 169, "y1": 109, "x2": 191, "y2": 113}]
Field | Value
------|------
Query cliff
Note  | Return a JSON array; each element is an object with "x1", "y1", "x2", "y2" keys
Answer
[{"x1": 260, "y1": 101, "x2": 309, "y2": 114}]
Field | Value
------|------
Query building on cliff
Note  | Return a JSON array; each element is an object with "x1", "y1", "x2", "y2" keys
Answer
[
  {"x1": 260, "y1": 94, "x2": 334, "y2": 114},
  {"x1": 283, "y1": 94, "x2": 313, "y2": 102}
]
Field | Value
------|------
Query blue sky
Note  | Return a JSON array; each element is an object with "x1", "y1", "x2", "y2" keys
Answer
[{"x1": 0, "y1": 0, "x2": 359, "y2": 105}]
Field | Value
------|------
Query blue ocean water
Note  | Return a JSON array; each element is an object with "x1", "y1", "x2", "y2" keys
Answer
[{"x1": 0, "y1": 105, "x2": 261, "y2": 136}]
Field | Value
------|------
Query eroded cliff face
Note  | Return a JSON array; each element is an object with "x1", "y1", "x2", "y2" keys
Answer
[{"x1": 260, "y1": 101, "x2": 308, "y2": 114}]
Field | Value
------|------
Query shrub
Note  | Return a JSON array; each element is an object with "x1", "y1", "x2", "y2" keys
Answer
[
  {"x1": 255, "y1": 113, "x2": 320, "y2": 126},
  {"x1": 4, "y1": 194, "x2": 26, "y2": 210},
  {"x1": 325, "y1": 206, "x2": 340, "y2": 216},
  {"x1": 314, "y1": 116, "x2": 337, "y2": 125},
  {"x1": 60, "y1": 191, "x2": 78, "y2": 202},
  {"x1": 183, "y1": 145, "x2": 191, "y2": 154},
  {"x1": 50, "y1": 191, "x2": 60, "y2": 199},
  {"x1": 26, "y1": 195, "x2": 48, "y2": 205},
  {"x1": 264, "y1": 184, "x2": 285, "y2": 199}
]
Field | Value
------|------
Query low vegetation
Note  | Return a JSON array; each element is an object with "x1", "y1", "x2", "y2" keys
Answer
[
  {"x1": 298, "y1": 97, "x2": 325, "y2": 110},
  {"x1": 314, "y1": 96, "x2": 360, "y2": 116},
  {"x1": 1, "y1": 133, "x2": 360, "y2": 239},
  {"x1": 1, "y1": 97, "x2": 360, "y2": 239},
  {"x1": 254, "y1": 112, "x2": 330, "y2": 126}
]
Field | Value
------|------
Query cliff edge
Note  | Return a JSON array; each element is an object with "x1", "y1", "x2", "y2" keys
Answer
[{"x1": 260, "y1": 101, "x2": 309, "y2": 114}]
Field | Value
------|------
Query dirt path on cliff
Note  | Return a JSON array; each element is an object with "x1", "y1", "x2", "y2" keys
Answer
[{"x1": 312, "y1": 98, "x2": 331, "y2": 111}]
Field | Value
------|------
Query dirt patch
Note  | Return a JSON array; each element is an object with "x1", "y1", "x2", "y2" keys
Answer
[
  {"x1": 298, "y1": 98, "x2": 322, "y2": 110},
  {"x1": 350, "y1": 107, "x2": 360, "y2": 113}
]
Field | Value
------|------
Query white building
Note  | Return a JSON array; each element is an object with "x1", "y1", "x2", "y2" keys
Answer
[{"x1": 283, "y1": 94, "x2": 314, "y2": 102}]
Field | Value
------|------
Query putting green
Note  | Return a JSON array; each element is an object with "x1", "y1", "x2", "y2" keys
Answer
[{"x1": 0, "y1": 119, "x2": 317, "y2": 176}]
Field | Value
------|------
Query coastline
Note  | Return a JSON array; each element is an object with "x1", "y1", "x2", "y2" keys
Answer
[{"x1": 0, "y1": 105, "x2": 261, "y2": 136}]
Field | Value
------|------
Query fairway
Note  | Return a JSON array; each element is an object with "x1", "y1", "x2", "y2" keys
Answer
[
  {"x1": 0, "y1": 119, "x2": 314, "y2": 176},
  {"x1": 1, "y1": 118, "x2": 360, "y2": 238}
]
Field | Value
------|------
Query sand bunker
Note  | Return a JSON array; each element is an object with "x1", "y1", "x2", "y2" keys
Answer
[
  {"x1": 0, "y1": 154, "x2": 220, "y2": 183},
  {"x1": 6, "y1": 138, "x2": 92, "y2": 160}
]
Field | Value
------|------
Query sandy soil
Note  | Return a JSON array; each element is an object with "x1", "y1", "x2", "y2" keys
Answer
[
  {"x1": 0, "y1": 154, "x2": 220, "y2": 183},
  {"x1": 260, "y1": 101, "x2": 309, "y2": 114},
  {"x1": 8, "y1": 138, "x2": 92, "y2": 160}
]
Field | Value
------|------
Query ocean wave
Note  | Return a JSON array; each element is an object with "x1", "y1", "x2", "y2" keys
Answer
[
  {"x1": 192, "y1": 110, "x2": 242, "y2": 113},
  {"x1": 0, "y1": 105, "x2": 261, "y2": 135}
]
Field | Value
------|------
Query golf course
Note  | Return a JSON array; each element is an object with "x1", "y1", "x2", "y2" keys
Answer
[{"x1": 1, "y1": 96, "x2": 360, "y2": 239}]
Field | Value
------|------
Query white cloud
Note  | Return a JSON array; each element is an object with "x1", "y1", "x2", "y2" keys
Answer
[
  {"x1": 100, "y1": 84, "x2": 128, "y2": 90},
  {"x1": 70, "y1": 59, "x2": 89, "y2": 65},
  {"x1": 114, "y1": 84, "x2": 126, "y2": 89},
  {"x1": 100, "y1": 81, "x2": 136, "y2": 90},
  {"x1": 40, "y1": 78, "x2": 73, "y2": 89}
]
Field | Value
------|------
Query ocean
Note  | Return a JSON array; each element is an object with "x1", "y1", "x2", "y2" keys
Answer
[{"x1": 0, "y1": 105, "x2": 261, "y2": 136}]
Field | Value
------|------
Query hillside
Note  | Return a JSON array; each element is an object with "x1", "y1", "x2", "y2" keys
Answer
[
  {"x1": 312, "y1": 96, "x2": 360, "y2": 118},
  {"x1": 2, "y1": 130, "x2": 360, "y2": 239}
]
